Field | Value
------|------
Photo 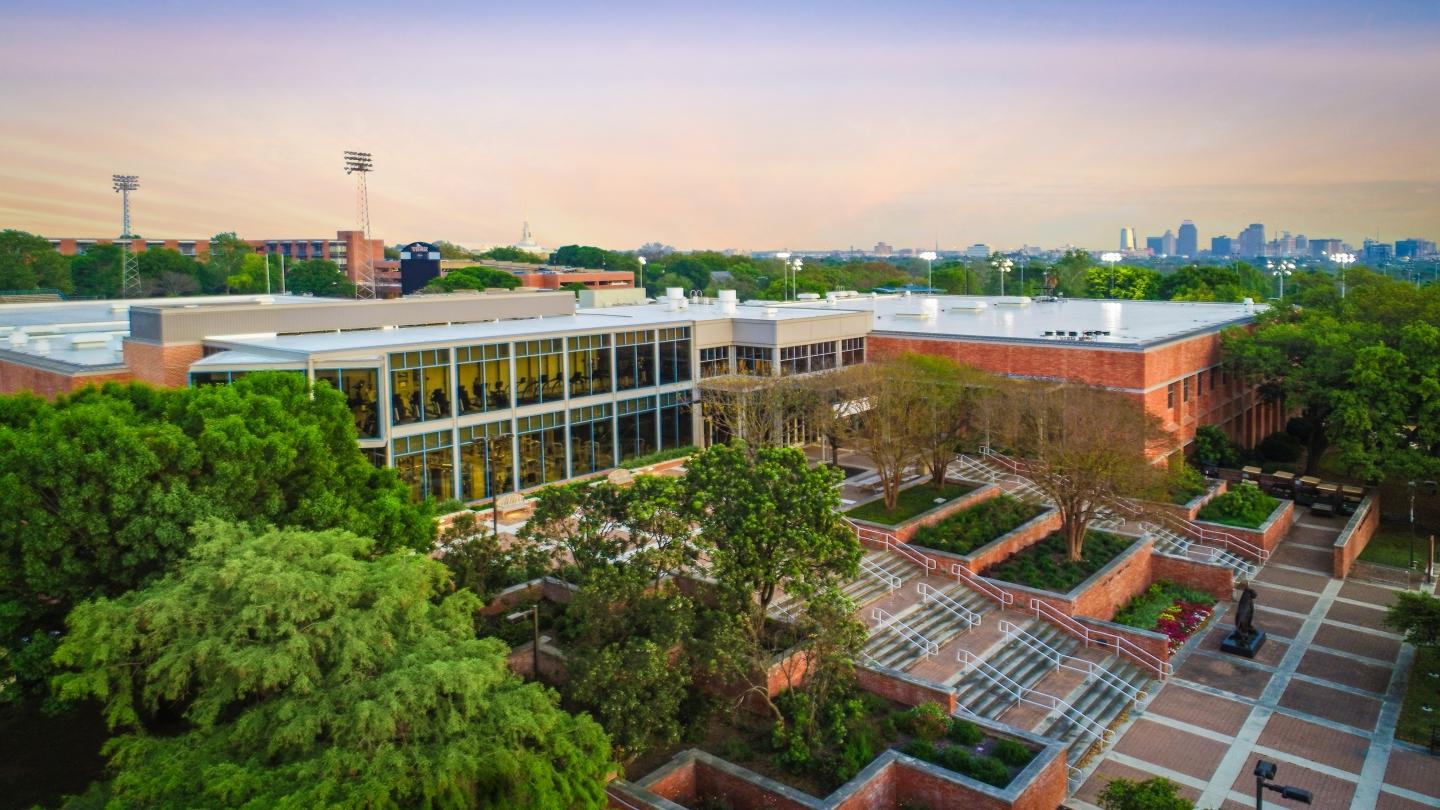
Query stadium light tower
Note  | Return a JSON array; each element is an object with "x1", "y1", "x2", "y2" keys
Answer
[
  {"x1": 343, "y1": 151, "x2": 376, "y2": 299},
  {"x1": 1330, "y1": 252, "x2": 1355, "y2": 299},
  {"x1": 112, "y1": 174, "x2": 142, "y2": 298},
  {"x1": 1100, "y1": 252, "x2": 1123, "y2": 297},
  {"x1": 919, "y1": 251, "x2": 938, "y2": 294}
]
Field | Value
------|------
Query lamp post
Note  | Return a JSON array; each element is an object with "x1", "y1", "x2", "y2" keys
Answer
[
  {"x1": 475, "y1": 433, "x2": 511, "y2": 538},
  {"x1": 1100, "y1": 252, "x2": 1123, "y2": 298},
  {"x1": 790, "y1": 257, "x2": 804, "y2": 300},
  {"x1": 1330, "y1": 252, "x2": 1355, "y2": 298},
  {"x1": 774, "y1": 252, "x2": 791, "y2": 300},
  {"x1": 507, "y1": 606, "x2": 540, "y2": 680},
  {"x1": 1253, "y1": 759, "x2": 1312, "y2": 808},
  {"x1": 637, "y1": 255, "x2": 646, "y2": 296},
  {"x1": 1268, "y1": 260, "x2": 1293, "y2": 299},
  {"x1": 992, "y1": 257, "x2": 1013, "y2": 296},
  {"x1": 919, "y1": 251, "x2": 938, "y2": 294}
]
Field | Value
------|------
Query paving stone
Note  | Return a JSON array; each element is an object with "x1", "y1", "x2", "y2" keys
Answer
[
  {"x1": 1338, "y1": 579, "x2": 1405, "y2": 607},
  {"x1": 1251, "y1": 607, "x2": 1305, "y2": 639},
  {"x1": 1375, "y1": 790, "x2": 1440, "y2": 810},
  {"x1": 1251, "y1": 587, "x2": 1319, "y2": 616},
  {"x1": 1228, "y1": 751, "x2": 1356, "y2": 808},
  {"x1": 1323, "y1": 599, "x2": 1392, "y2": 632},
  {"x1": 1254, "y1": 566, "x2": 1329, "y2": 594},
  {"x1": 1312, "y1": 622, "x2": 1402, "y2": 663},
  {"x1": 1074, "y1": 758, "x2": 1203, "y2": 807},
  {"x1": 1383, "y1": 747, "x2": 1440, "y2": 798},
  {"x1": 1143, "y1": 684, "x2": 1252, "y2": 736},
  {"x1": 1277, "y1": 679, "x2": 1382, "y2": 731},
  {"x1": 1270, "y1": 543, "x2": 1333, "y2": 573},
  {"x1": 1256, "y1": 713, "x2": 1369, "y2": 774},
  {"x1": 1175, "y1": 653, "x2": 1272, "y2": 700},
  {"x1": 1111, "y1": 718, "x2": 1229, "y2": 781},
  {"x1": 1294, "y1": 648, "x2": 1391, "y2": 694}
]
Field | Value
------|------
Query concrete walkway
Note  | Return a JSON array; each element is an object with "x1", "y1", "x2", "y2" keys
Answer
[{"x1": 1070, "y1": 514, "x2": 1440, "y2": 809}]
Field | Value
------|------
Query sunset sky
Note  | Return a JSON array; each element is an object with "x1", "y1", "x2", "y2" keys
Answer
[{"x1": 2, "y1": 0, "x2": 1437, "y2": 252}]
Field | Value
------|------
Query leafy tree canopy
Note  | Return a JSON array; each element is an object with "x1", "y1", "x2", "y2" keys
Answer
[
  {"x1": 1098, "y1": 776, "x2": 1193, "y2": 810},
  {"x1": 432, "y1": 240, "x2": 476, "y2": 260},
  {"x1": 284, "y1": 258, "x2": 355, "y2": 297},
  {"x1": 425, "y1": 266, "x2": 521, "y2": 292},
  {"x1": 0, "y1": 229, "x2": 71, "y2": 293},
  {"x1": 53, "y1": 521, "x2": 615, "y2": 809},
  {"x1": 1384, "y1": 590, "x2": 1440, "y2": 650},
  {"x1": 1159, "y1": 262, "x2": 1266, "y2": 302},
  {"x1": 479, "y1": 246, "x2": 546, "y2": 263},
  {"x1": 1085, "y1": 264, "x2": 1161, "y2": 300},
  {"x1": 68, "y1": 243, "x2": 124, "y2": 298},
  {"x1": 0, "y1": 372, "x2": 432, "y2": 702},
  {"x1": 549, "y1": 245, "x2": 640, "y2": 275}
]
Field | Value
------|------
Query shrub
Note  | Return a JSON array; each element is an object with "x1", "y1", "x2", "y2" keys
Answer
[
  {"x1": 1165, "y1": 461, "x2": 1207, "y2": 505},
  {"x1": 938, "y1": 745, "x2": 975, "y2": 774},
  {"x1": 1098, "y1": 776, "x2": 1194, "y2": 810},
  {"x1": 1193, "y1": 425, "x2": 1241, "y2": 468},
  {"x1": 901, "y1": 738, "x2": 937, "y2": 761},
  {"x1": 970, "y1": 756, "x2": 1011, "y2": 787},
  {"x1": 946, "y1": 717, "x2": 982, "y2": 745},
  {"x1": 903, "y1": 703, "x2": 951, "y2": 742},
  {"x1": 716, "y1": 738, "x2": 751, "y2": 762},
  {"x1": 982, "y1": 531, "x2": 1134, "y2": 592},
  {"x1": 911, "y1": 495, "x2": 1046, "y2": 555},
  {"x1": 1256, "y1": 431, "x2": 1303, "y2": 463},
  {"x1": 991, "y1": 739, "x2": 1033, "y2": 768},
  {"x1": 1197, "y1": 484, "x2": 1279, "y2": 529}
]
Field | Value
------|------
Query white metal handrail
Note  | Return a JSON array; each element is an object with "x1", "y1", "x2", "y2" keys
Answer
[
  {"x1": 918, "y1": 582, "x2": 981, "y2": 630},
  {"x1": 860, "y1": 555, "x2": 902, "y2": 592},
  {"x1": 999, "y1": 620, "x2": 1145, "y2": 702},
  {"x1": 1029, "y1": 598, "x2": 1170, "y2": 680},
  {"x1": 949, "y1": 563, "x2": 1014, "y2": 608},
  {"x1": 871, "y1": 607, "x2": 940, "y2": 657},
  {"x1": 955, "y1": 649, "x2": 1112, "y2": 746},
  {"x1": 886, "y1": 536, "x2": 939, "y2": 573}
]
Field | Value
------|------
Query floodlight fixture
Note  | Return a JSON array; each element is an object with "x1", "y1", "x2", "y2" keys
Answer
[
  {"x1": 112, "y1": 174, "x2": 139, "y2": 193},
  {"x1": 342, "y1": 151, "x2": 373, "y2": 174}
]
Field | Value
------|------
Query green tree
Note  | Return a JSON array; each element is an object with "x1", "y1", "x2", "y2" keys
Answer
[
  {"x1": 1086, "y1": 264, "x2": 1161, "y2": 299},
  {"x1": 0, "y1": 372, "x2": 432, "y2": 703},
  {"x1": 1384, "y1": 591, "x2": 1440, "y2": 651},
  {"x1": 438, "y1": 512, "x2": 551, "y2": 601},
  {"x1": 425, "y1": 266, "x2": 521, "y2": 292},
  {"x1": 550, "y1": 245, "x2": 610, "y2": 268},
  {"x1": 1050, "y1": 249, "x2": 1094, "y2": 297},
  {"x1": 53, "y1": 521, "x2": 615, "y2": 809},
  {"x1": 68, "y1": 243, "x2": 124, "y2": 298},
  {"x1": 204, "y1": 232, "x2": 253, "y2": 293},
  {"x1": 1159, "y1": 262, "x2": 1267, "y2": 302},
  {"x1": 284, "y1": 258, "x2": 355, "y2": 297},
  {"x1": 1098, "y1": 776, "x2": 1193, "y2": 810},
  {"x1": 433, "y1": 240, "x2": 476, "y2": 260},
  {"x1": 0, "y1": 230, "x2": 71, "y2": 292},
  {"x1": 481, "y1": 246, "x2": 546, "y2": 263}
]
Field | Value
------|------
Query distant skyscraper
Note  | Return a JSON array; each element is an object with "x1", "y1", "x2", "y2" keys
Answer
[
  {"x1": 1310, "y1": 238, "x2": 1342, "y2": 258},
  {"x1": 1211, "y1": 236, "x2": 1233, "y2": 257},
  {"x1": 1177, "y1": 221, "x2": 1197, "y2": 257},
  {"x1": 1120, "y1": 227, "x2": 1136, "y2": 251},
  {"x1": 1145, "y1": 236, "x2": 1164, "y2": 255},
  {"x1": 1294, "y1": 235, "x2": 1309, "y2": 256},
  {"x1": 1160, "y1": 230, "x2": 1177, "y2": 256},
  {"x1": 1238, "y1": 223, "x2": 1266, "y2": 257},
  {"x1": 1396, "y1": 238, "x2": 1437, "y2": 258},
  {"x1": 1363, "y1": 239, "x2": 1394, "y2": 262},
  {"x1": 873, "y1": 241, "x2": 893, "y2": 256},
  {"x1": 963, "y1": 243, "x2": 992, "y2": 259}
]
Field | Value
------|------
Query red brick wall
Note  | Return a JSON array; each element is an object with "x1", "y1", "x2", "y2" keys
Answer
[
  {"x1": 122, "y1": 339, "x2": 203, "y2": 388},
  {"x1": 1197, "y1": 498, "x2": 1294, "y2": 556},
  {"x1": 1074, "y1": 615, "x2": 1171, "y2": 672},
  {"x1": 1333, "y1": 494, "x2": 1380, "y2": 579},
  {"x1": 505, "y1": 641, "x2": 568, "y2": 683},
  {"x1": 1151, "y1": 553, "x2": 1235, "y2": 601},
  {"x1": 852, "y1": 482, "x2": 1000, "y2": 543},
  {"x1": 692, "y1": 759, "x2": 813, "y2": 810},
  {"x1": 514, "y1": 271, "x2": 634, "y2": 290},
  {"x1": 1072, "y1": 538, "x2": 1156, "y2": 621},
  {"x1": 855, "y1": 666, "x2": 957, "y2": 714},
  {"x1": 949, "y1": 510, "x2": 1063, "y2": 574},
  {"x1": 0, "y1": 358, "x2": 131, "y2": 397},
  {"x1": 640, "y1": 758, "x2": 697, "y2": 805}
]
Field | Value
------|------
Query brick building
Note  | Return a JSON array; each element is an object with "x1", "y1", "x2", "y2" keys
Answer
[{"x1": 46, "y1": 230, "x2": 387, "y2": 286}]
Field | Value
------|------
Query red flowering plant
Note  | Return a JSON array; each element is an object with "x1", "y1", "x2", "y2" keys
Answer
[{"x1": 1154, "y1": 601, "x2": 1213, "y2": 654}]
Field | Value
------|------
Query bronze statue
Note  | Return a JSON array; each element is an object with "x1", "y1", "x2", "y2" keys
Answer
[{"x1": 1222, "y1": 584, "x2": 1266, "y2": 658}]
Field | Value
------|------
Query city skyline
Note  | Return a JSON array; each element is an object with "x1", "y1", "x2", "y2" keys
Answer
[{"x1": 2, "y1": 0, "x2": 1438, "y2": 252}]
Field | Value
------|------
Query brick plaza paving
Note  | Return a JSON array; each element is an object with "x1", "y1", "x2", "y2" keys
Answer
[{"x1": 1070, "y1": 517, "x2": 1440, "y2": 810}]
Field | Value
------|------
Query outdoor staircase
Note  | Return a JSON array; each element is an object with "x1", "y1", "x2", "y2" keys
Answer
[
  {"x1": 950, "y1": 622, "x2": 1081, "y2": 716},
  {"x1": 770, "y1": 549, "x2": 900, "y2": 620},
  {"x1": 1045, "y1": 657, "x2": 1151, "y2": 763},
  {"x1": 863, "y1": 582, "x2": 991, "y2": 671}
]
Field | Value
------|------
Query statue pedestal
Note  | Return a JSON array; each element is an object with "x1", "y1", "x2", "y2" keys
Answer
[{"x1": 1220, "y1": 629, "x2": 1267, "y2": 658}]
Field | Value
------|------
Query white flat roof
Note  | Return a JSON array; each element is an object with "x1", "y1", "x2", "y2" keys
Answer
[{"x1": 823, "y1": 295, "x2": 1261, "y2": 347}]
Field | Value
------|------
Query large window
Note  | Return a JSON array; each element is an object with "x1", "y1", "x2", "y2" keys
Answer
[
  {"x1": 735, "y1": 345, "x2": 772, "y2": 376},
  {"x1": 615, "y1": 330, "x2": 656, "y2": 391},
  {"x1": 617, "y1": 395, "x2": 658, "y2": 462},
  {"x1": 699, "y1": 346, "x2": 730, "y2": 378},
  {"x1": 393, "y1": 429, "x2": 454, "y2": 502},
  {"x1": 514, "y1": 339, "x2": 564, "y2": 407},
  {"x1": 456, "y1": 343, "x2": 510, "y2": 415},
  {"x1": 659, "y1": 392, "x2": 692, "y2": 451},
  {"x1": 390, "y1": 349, "x2": 452, "y2": 426},
  {"x1": 568, "y1": 334, "x2": 612, "y2": 398},
  {"x1": 459, "y1": 421, "x2": 514, "y2": 500},
  {"x1": 570, "y1": 404, "x2": 616, "y2": 475},
  {"x1": 809, "y1": 341, "x2": 837, "y2": 372},
  {"x1": 315, "y1": 367, "x2": 380, "y2": 438},
  {"x1": 190, "y1": 371, "x2": 237, "y2": 386},
  {"x1": 658, "y1": 327, "x2": 692, "y2": 385},
  {"x1": 517, "y1": 411, "x2": 566, "y2": 488},
  {"x1": 841, "y1": 337, "x2": 865, "y2": 366},
  {"x1": 780, "y1": 341, "x2": 838, "y2": 375}
]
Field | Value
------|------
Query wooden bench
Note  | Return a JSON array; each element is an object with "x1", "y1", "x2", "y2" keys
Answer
[{"x1": 495, "y1": 492, "x2": 531, "y2": 521}]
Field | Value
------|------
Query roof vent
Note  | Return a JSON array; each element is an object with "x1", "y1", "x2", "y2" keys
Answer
[
  {"x1": 763, "y1": 306, "x2": 778, "y2": 318},
  {"x1": 31, "y1": 338, "x2": 50, "y2": 355}
]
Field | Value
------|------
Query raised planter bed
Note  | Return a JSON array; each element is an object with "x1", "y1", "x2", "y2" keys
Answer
[
  {"x1": 1111, "y1": 580, "x2": 1217, "y2": 654},
  {"x1": 1137, "y1": 479, "x2": 1227, "y2": 523},
  {"x1": 974, "y1": 530, "x2": 1158, "y2": 622},
  {"x1": 1195, "y1": 494, "x2": 1294, "y2": 555},
  {"x1": 846, "y1": 478, "x2": 993, "y2": 543}
]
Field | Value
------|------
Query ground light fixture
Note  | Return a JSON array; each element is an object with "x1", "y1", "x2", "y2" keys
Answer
[
  {"x1": 1254, "y1": 759, "x2": 1312, "y2": 808},
  {"x1": 919, "y1": 251, "x2": 937, "y2": 294}
]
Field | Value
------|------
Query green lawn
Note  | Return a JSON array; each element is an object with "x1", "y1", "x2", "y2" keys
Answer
[
  {"x1": 1397, "y1": 646, "x2": 1440, "y2": 745},
  {"x1": 1358, "y1": 528, "x2": 1430, "y2": 570},
  {"x1": 845, "y1": 481, "x2": 977, "y2": 526}
]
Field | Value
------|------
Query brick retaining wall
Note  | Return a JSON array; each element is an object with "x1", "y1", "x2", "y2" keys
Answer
[
  {"x1": 855, "y1": 665, "x2": 957, "y2": 714},
  {"x1": 1196, "y1": 498, "x2": 1294, "y2": 556},
  {"x1": 1333, "y1": 493, "x2": 1380, "y2": 579},
  {"x1": 849, "y1": 479, "x2": 997, "y2": 543},
  {"x1": 1151, "y1": 553, "x2": 1235, "y2": 601}
]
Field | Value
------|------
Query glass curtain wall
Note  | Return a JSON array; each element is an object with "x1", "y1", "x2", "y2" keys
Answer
[
  {"x1": 517, "y1": 411, "x2": 566, "y2": 488},
  {"x1": 567, "y1": 334, "x2": 612, "y2": 398},
  {"x1": 615, "y1": 330, "x2": 656, "y2": 391},
  {"x1": 459, "y1": 421, "x2": 514, "y2": 500},
  {"x1": 514, "y1": 339, "x2": 564, "y2": 407},
  {"x1": 393, "y1": 429, "x2": 454, "y2": 502},
  {"x1": 455, "y1": 344, "x2": 511, "y2": 415},
  {"x1": 617, "y1": 396, "x2": 658, "y2": 462},
  {"x1": 314, "y1": 367, "x2": 380, "y2": 438},
  {"x1": 735, "y1": 345, "x2": 773, "y2": 376},
  {"x1": 657, "y1": 327, "x2": 692, "y2": 385},
  {"x1": 569, "y1": 404, "x2": 615, "y2": 475},
  {"x1": 390, "y1": 349, "x2": 452, "y2": 426},
  {"x1": 659, "y1": 392, "x2": 693, "y2": 451}
]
